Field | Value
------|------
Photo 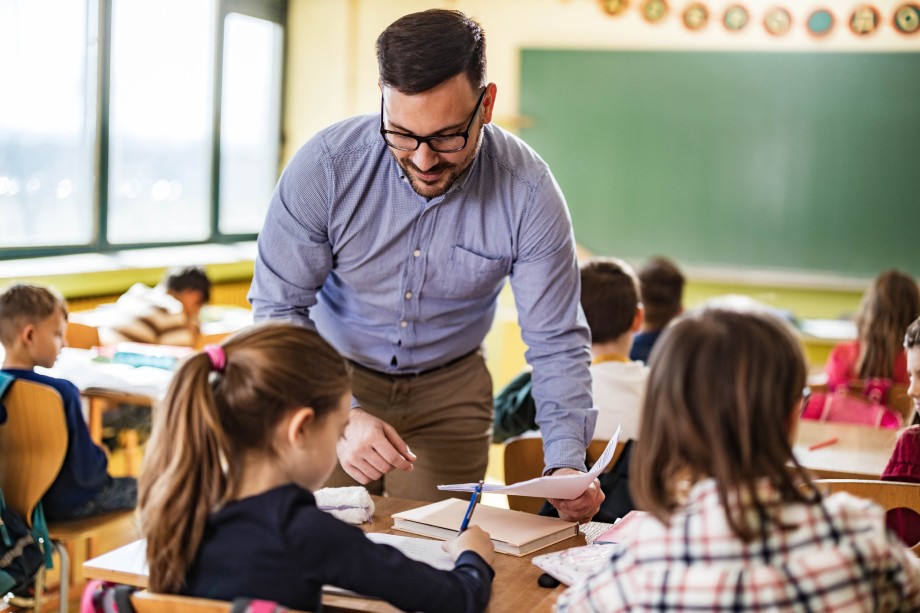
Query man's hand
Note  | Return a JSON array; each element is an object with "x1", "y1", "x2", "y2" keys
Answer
[
  {"x1": 336, "y1": 408, "x2": 416, "y2": 483},
  {"x1": 546, "y1": 468, "x2": 605, "y2": 522}
]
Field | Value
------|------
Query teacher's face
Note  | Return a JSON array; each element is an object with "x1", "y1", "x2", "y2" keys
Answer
[{"x1": 381, "y1": 74, "x2": 495, "y2": 199}]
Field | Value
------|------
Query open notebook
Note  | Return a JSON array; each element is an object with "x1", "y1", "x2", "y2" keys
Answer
[{"x1": 392, "y1": 498, "x2": 578, "y2": 557}]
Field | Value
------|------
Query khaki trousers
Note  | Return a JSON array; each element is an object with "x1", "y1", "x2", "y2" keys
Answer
[{"x1": 324, "y1": 351, "x2": 493, "y2": 501}]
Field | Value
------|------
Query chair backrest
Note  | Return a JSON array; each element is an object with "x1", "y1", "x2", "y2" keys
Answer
[
  {"x1": 503, "y1": 437, "x2": 625, "y2": 514},
  {"x1": 66, "y1": 321, "x2": 101, "y2": 349},
  {"x1": 811, "y1": 479, "x2": 920, "y2": 554},
  {"x1": 0, "y1": 379, "x2": 69, "y2": 526},
  {"x1": 131, "y1": 591, "x2": 310, "y2": 613}
]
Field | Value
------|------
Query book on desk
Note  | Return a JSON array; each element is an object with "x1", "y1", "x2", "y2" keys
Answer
[{"x1": 392, "y1": 498, "x2": 578, "y2": 557}]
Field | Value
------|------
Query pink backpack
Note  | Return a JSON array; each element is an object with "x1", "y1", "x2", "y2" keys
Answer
[{"x1": 802, "y1": 379, "x2": 903, "y2": 429}]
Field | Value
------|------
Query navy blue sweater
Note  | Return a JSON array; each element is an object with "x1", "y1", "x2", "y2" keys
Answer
[
  {"x1": 182, "y1": 485, "x2": 494, "y2": 612},
  {"x1": 1, "y1": 369, "x2": 110, "y2": 517}
]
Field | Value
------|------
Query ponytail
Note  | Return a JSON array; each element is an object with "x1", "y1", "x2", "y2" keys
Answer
[
  {"x1": 138, "y1": 322, "x2": 350, "y2": 593},
  {"x1": 138, "y1": 352, "x2": 231, "y2": 593}
]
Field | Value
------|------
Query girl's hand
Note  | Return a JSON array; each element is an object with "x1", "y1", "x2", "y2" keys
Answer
[{"x1": 443, "y1": 525, "x2": 495, "y2": 565}]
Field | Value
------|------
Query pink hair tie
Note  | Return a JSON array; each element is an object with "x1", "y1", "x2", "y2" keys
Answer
[{"x1": 203, "y1": 344, "x2": 227, "y2": 373}]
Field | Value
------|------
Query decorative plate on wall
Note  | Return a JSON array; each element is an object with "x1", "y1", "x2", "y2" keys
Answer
[
  {"x1": 849, "y1": 5, "x2": 881, "y2": 35},
  {"x1": 599, "y1": 0, "x2": 630, "y2": 16},
  {"x1": 641, "y1": 0, "x2": 669, "y2": 23},
  {"x1": 683, "y1": 3, "x2": 709, "y2": 30},
  {"x1": 764, "y1": 7, "x2": 793, "y2": 36},
  {"x1": 893, "y1": 3, "x2": 920, "y2": 33},
  {"x1": 723, "y1": 4, "x2": 749, "y2": 31},
  {"x1": 807, "y1": 8, "x2": 835, "y2": 36}
]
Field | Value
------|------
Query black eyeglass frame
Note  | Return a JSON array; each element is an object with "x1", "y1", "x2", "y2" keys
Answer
[{"x1": 380, "y1": 87, "x2": 487, "y2": 153}]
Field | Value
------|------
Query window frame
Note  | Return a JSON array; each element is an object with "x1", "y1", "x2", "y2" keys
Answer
[{"x1": 0, "y1": 0, "x2": 286, "y2": 260}]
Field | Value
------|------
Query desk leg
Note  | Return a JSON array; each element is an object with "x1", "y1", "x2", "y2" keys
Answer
[{"x1": 88, "y1": 397, "x2": 106, "y2": 445}]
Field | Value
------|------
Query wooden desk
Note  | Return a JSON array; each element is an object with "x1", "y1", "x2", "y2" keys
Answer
[
  {"x1": 39, "y1": 347, "x2": 173, "y2": 445},
  {"x1": 792, "y1": 419, "x2": 899, "y2": 480},
  {"x1": 84, "y1": 496, "x2": 580, "y2": 612}
]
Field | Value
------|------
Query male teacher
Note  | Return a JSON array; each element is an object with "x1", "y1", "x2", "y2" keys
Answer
[{"x1": 249, "y1": 9, "x2": 603, "y2": 522}]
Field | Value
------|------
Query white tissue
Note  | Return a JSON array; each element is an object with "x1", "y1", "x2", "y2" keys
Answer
[{"x1": 313, "y1": 486, "x2": 375, "y2": 524}]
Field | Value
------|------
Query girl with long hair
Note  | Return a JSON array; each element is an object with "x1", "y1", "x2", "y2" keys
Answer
[
  {"x1": 827, "y1": 269, "x2": 920, "y2": 388},
  {"x1": 557, "y1": 307, "x2": 920, "y2": 611},
  {"x1": 138, "y1": 322, "x2": 494, "y2": 612}
]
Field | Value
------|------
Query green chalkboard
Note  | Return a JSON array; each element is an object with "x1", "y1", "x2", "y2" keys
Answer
[{"x1": 519, "y1": 50, "x2": 920, "y2": 278}]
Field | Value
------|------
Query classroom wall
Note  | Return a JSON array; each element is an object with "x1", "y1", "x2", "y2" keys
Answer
[
  {"x1": 283, "y1": 0, "x2": 915, "y2": 387},
  {"x1": 284, "y1": 0, "x2": 920, "y2": 161}
]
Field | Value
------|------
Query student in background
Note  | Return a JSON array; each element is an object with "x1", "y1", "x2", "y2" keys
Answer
[
  {"x1": 0, "y1": 284, "x2": 137, "y2": 519},
  {"x1": 881, "y1": 315, "x2": 920, "y2": 547},
  {"x1": 138, "y1": 323, "x2": 494, "y2": 613},
  {"x1": 557, "y1": 307, "x2": 920, "y2": 612},
  {"x1": 824, "y1": 269, "x2": 919, "y2": 391},
  {"x1": 581, "y1": 258, "x2": 648, "y2": 442},
  {"x1": 492, "y1": 257, "x2": 647, "y2": 442},
  {"x1": 629, "y1": 256, "x2": 684, "y2": 364},
  {"x1": 100, "y1": 266, "x2": 211, "y2": 347}
]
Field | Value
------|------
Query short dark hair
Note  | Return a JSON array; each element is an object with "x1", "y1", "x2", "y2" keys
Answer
[
  {"x1": 164, "y1": 266, "x2": 211, "y2": 303},
  {"x1": 0, "y1": 283, "x2": 68, "y2": 345},
  {"x1": 376, "y1": 9, "x2": 486, "y2": 94},
  {"x1": 580, "y1": 257, "x2": 640, "y2": 344},
  {"x1": 638, "y1": 257, "x2": 685, "y2": 330},
  {"x1": 906, "y1": 316, "x2": 920, "y2": 350}
]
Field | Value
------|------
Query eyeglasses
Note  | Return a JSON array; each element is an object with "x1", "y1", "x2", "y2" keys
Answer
[{"x1": 380, "y1": 87, "x2": 486, "y2": 153}]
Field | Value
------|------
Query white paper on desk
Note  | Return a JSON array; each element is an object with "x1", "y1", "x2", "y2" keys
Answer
[
  {"x1": 437, "y1": 427, "x2": 620, "y2": 500},
  {"x1": 323, "y1": 533, "x2": 453, "y2": 598},
  {"x1": 367, "y1": 533, "x2": 453, "y2": 570}
]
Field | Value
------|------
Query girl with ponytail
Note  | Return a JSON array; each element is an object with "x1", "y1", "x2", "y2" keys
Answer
[{"x1": 138, "y1": 322, "x2": 494, "y2": 612}]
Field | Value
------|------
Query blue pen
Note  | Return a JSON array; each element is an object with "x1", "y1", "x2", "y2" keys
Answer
[{"x1": 459, "y1": 480, "x2": 484, "y2": 532}]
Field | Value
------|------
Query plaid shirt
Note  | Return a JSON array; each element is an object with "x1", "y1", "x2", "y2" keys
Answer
[{"x1": 556, "y1": 479, "x2": 920, "y2": 612}]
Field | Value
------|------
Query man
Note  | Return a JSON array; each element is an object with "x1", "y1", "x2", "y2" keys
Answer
[{"x1": 249, "y1": 9, "x2": 602, "y2": 521}]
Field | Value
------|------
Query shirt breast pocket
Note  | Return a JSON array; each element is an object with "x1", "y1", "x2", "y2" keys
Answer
[{"x1": 425, "y1": 246, "x2": 510, "y2": 300}]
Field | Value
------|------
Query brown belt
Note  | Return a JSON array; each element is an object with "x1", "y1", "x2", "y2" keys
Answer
[{"x1": 349, "y1": 349, "x2": 477, "y2": 379}]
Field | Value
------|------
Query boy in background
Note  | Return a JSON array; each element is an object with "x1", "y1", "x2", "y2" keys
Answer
[
  {"x1": 100, "y1": 266, "x2": 211, "y2": 347},
  {"x1": 0, "y1": 283, "x2": 136, "y2": 519},
  {"x1": 630, "y1": 256, "x2": 685, "y2": 364},
  {"x1": 493, "y1": 257, "x2": 648, "y2": 442},
  {"x1": 582, "y1": 258, "x2": 648, "y2": 441}
]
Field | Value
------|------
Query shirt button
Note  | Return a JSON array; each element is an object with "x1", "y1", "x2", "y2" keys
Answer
[
  {"x1": 405, "y1": 291, "x2": 413, "y2": 299},
  {"x1": 400, "y1": 320, "x2": 408, "y2": 328},
  {"x1": 413, "y1": 249, "x2": 421, "y2": 257}
]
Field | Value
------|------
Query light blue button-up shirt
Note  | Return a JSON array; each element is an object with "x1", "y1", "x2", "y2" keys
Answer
[{"x1": 249, "y1": 115, "x2": 595, "y2": 470}]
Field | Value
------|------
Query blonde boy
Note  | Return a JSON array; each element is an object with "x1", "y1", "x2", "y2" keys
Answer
[{"x1": 0, "y1": 284, "x2": 136, "y2": 519}]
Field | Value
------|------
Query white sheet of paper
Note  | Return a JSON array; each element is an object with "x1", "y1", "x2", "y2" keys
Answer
[
  {"x1": 437, "y1": 426, "x2": 620, "y2": 500},
  {"x1": 366, "y1": 532, "x2": 453, "y2": 570}
]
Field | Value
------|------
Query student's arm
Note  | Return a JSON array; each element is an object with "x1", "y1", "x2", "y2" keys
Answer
[
  {"x1": 297, "y1": 510, "x2": 493, "y2": 613},
  {"x1": 247, "y1": 137, "x2": 333, "y2": 330},
  {"x1": 59, "y1": 380, "x2": 110, "y2": 487}
]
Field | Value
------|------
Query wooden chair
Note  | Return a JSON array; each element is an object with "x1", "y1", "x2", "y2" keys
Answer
[
  {"x1": 811, "y1": 479, "x2": 920, "y2": 554},
  {"x1": 502, "y1": 437, "x2": 624, "y2": 514},
  {"x1": 0, "y1": 378, "x2": 138, "y2": 611},
  {"x1": 65, "y1": 321, "x2": 101, "y2": 350},
  {"x1": 0, "y1": 379, "x2": 65, "y2": 612},
  {"x1": 130, "y1": 591, "x2": 310, "y2": 613}
]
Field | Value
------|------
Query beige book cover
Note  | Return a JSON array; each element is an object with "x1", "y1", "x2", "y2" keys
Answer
[{"x1": 392, "y1": 498, "x2": 578, "y2": 557}]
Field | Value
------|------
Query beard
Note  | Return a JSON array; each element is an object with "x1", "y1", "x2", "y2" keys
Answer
[{"x1": 394, "y1": 128, "x2": 483, "y2": 199}]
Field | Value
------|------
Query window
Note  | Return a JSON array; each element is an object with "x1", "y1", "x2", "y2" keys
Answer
[{"x1": 0, "y1": 0, "x2": 285, "y2": 258}]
